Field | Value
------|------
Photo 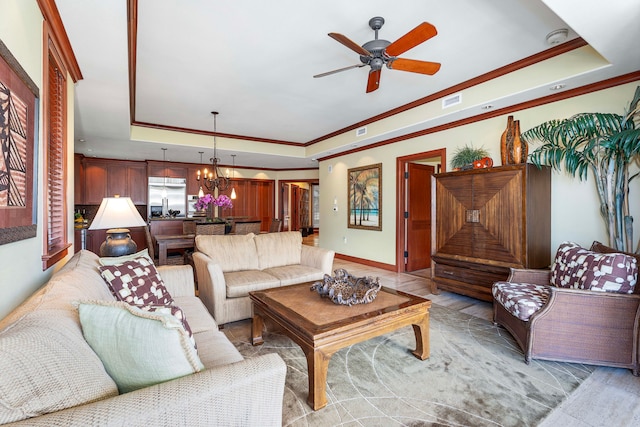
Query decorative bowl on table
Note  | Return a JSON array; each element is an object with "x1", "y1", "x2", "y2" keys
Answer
[{"x1": 310, "y1": 268, "x2": 381, "y2": 306}]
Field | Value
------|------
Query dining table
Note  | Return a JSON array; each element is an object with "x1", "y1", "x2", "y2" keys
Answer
[{"x1": 154, "y1": 233, "x2": 195, "y2": 265}]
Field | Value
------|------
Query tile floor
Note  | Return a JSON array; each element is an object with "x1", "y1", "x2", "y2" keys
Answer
[{"x1": 315, "y1": 244, "x2": 640, "y2": 427}]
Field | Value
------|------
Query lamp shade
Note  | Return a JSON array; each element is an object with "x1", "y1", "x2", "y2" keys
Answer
[{"x1": 88, "y1": 196, "x2": 147, "y2": 231}]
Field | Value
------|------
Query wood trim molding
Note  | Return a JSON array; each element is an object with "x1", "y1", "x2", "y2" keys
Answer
[
  {"x1": 318, "y1": 70, "x2": 640, "y2": 162},
  {"x1": 128, "y1": 0, "x2": 138, "y2": 124},
  {"x1": 131, "y1": 120, "x2": 303, "y2": 146},
  {"x1": 37, "y1": 0, "x2": 82, "y2": 82},
  {"x1": 307, "y1": 38, "x2": 588, "y2": 145},
  {"x1": 334, "y1": 253, "x2": 397, "y2": 272}
]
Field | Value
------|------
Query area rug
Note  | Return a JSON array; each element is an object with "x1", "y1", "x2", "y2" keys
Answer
[{"x1": 223, "y1": 303, "x2": 594, "y2": 427}]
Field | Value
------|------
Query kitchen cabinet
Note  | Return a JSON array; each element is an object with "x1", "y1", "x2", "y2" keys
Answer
[
  {"x1": 431, "y1": 163, "x2": 551, "y2": 301},
  {"x1": 83, "y1": 159, "x2": 108, "y2": 204},
  {"x1": 74, "y1": 154, "x2": 85, "y2": 204},
  {"x1": 187, "y1": 165, "x2": 202, "y2": 196},
  {"x1": 80, "y1": 158, "x2": 147, "y2": 204},
  {"x1": 147, "y1": 161, "x2": 187, "y2": 179}
]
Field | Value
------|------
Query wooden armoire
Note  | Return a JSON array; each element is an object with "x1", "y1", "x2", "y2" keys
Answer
[{"x1": 430, "y1": 163, "x2": 551, "y2": 301}]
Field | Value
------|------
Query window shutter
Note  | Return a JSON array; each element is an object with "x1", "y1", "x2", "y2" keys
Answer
[{"x1": 47, "y1": 55, "x2": 65, "y2": 250}]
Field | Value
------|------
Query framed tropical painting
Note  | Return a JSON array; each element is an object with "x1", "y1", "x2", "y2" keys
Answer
[
  {"x1": 0, "y1": 39, "x2": 39, "y2": 245},
  {"x1": 348, "y1": 163, "x2": 381, "y2": 231}
]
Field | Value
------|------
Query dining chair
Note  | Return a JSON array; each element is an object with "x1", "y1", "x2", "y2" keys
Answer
[
  {"x1": 183, "y1": 220, "x2": 197, "y2": 235},
  {"x1": 144, "y1": 226, "x2": 184, "y2": 265},
  {"x1": 268, "y1": 218, "x2": 282, "y2": 233},
  {"x1": 195, "y1": 223, "x2": 226, "y2": 235},
  {"x1": 235, "y1": 222, "x2": 261, "y2": 235}
]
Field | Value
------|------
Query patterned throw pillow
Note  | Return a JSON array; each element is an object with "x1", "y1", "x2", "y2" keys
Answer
[
  {"x1": 99, "y1": 257, "x2": 174, "y2": 307},
  {"x1": 551, "y1": 241, "x2": 638, "y2": 294},
  {"x1": 98, "y1": 258, "x2": 196, "y2": 348}
]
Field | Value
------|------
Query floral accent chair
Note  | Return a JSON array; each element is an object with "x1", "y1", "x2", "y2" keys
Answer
[{"x1": 492, "y1": 241, "x2": 640, "y2": 375}]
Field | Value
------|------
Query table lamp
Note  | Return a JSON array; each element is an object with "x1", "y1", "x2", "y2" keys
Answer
[{"x1": 88, "y1": 196, "x2": 147, "y2": 257}]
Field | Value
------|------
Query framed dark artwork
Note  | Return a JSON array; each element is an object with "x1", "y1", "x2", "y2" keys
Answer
[
  {"x1": 0, "y1": 39, "x2": 39, "y2": 245},
  {"x1": 348, "y1": 163, "x2": 382, "y2": 231}
]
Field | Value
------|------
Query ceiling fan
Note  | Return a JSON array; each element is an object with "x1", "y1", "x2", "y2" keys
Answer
[{"x1": 314, "y1": 16, "x2": 441, "y2": 93}]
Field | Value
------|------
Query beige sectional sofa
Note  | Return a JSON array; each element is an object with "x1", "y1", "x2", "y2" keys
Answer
[
  {"x1": 193, "y1": 231, "x2": 335, "y2": 325},
  {"x1": 0, "y1": 250, "x2": 286, "y2": 426}
]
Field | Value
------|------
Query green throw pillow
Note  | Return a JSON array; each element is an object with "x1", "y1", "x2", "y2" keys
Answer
[{"x1": 77, "y1": 300, "x2": 204, "y2": 394}]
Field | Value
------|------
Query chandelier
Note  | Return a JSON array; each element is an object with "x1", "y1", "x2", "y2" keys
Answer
[{"x1": 196, "y1": 111, "x2": 229, "y2": 192}]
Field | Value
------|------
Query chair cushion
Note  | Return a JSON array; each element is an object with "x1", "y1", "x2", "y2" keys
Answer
[
  {"x1": 254, "y1": 231, "x2": 302, "y2": 270},
  {"x1": 263, "y1": 264, "x2": 325, "y2": 287},
  {"x1": 224, "y1": 270, "x2": 281, "y2": 298},
  {"x1": 196, "y1": 234, "x2": 259, "y2": 272},
  {"x1": 492, "y1": 281, "x2": 550, "y2": 321},
  {"x1": 0, "y1": 315, "x2": 119, "y2": 424},
  {"x1": 551, "y1": 241, "x2": 638, "y2": 294},
  {"x1": 78, "y1": 301, "x2": 204, "y2": 394}
]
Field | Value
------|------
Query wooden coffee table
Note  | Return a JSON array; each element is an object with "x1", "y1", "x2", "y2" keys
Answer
[{"x1": 250, "y1": 283, "x2": 431, "y2": 410}]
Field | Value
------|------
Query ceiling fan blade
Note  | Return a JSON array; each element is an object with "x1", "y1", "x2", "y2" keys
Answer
[
  {"x1": 313, "y1": 64, "x2": 366, "y2": 78},
  {"x1": 328, "y1": 32, "x2": 371, "y2": 57},
  {"x1": 388, "y1": 58, "x2": 441, "y2": 75},
  {"x1": 366, "y1": 69, "x2": 381, "y2": 93},
  {"x1": 385, "y1": 22, "x2": 437, "y2": 57}
]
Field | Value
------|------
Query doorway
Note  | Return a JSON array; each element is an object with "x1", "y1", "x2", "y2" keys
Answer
[
  {"x1": 279, "y1": 179, "x2": 319, "y2": 233},
  {"x1": 396, "y1": 149, "x2": 446, "y2": 273}
]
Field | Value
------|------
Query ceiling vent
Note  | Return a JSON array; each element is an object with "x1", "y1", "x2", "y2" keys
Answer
[
  {"x1": 442, "y1": 93, "x2": 462, "y2": 109},
  {"x1": 356, "y1": 126, "x2": 367, "y2": 137}
]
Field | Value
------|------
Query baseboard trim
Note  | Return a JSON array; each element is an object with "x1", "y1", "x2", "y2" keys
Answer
[{"x1": 335, "y1": 253, "x2": 396, "y2": 272}]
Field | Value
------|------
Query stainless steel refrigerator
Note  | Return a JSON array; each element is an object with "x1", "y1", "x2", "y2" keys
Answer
[{"x1": 148, "y1": 177, "x2": 187, "y2": 217}]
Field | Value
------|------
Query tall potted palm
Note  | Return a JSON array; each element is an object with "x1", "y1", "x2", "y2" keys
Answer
[{"x1": 522, "y1": 86, "x2": 640, "y2": 253}]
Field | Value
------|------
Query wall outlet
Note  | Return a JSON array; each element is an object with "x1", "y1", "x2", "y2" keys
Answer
[{"x1": 343, "y1": 236, "x2": 347, "y2": 244}]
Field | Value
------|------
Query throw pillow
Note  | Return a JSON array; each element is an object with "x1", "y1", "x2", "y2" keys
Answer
[
  {"x1": 551, "y1": 241, "x2": 638, "y2": 293},
  {"x1": 98, "y1": 258, "x2": 196, "y2": 348},
  {"x1": 98, "y1": 248, "x2": 153, "y2": 266},
  {"x1": 77, "y1": 301, "x2": 204, "y2": 394},
  {"x1": 98, "y1": 257, "x2": 174, "y2": 307},
  {"x1": 148, "y1": 304, "x2": 196, "y2": 349}
]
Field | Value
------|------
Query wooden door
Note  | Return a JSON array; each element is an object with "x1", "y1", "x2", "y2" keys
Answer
[
  {"x1": 282, "y1": 183, "x2": 289, "y2": 231},
  {"x1": 290, "y1": 185, "x2": 299, "y2": 231},
  {"x1": 473, "y1": 168, "x2": 524, "y2": 264},
  {"x1": 406, "y1": 163, "x2": 435, "y2": 271},
  {"x1": 433, "y1": 173, "x2": 475, "y2": 259}
]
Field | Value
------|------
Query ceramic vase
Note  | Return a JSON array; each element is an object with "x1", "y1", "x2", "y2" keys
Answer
[
  {"x1": 500, "y1": 116, "x2": 527, "y2": 165},
  {"x1": 511, "y1": 120, "x2": 528, "y2": 164},
  {"x1": 500, "y1": 115, "x2": 514, "y2": 165}
]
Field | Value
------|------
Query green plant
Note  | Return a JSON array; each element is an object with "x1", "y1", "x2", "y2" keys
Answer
[
  {"x1": 523, "y1": 85, "x2": 640, "y2": 253},
  {"x1": 450, "y1": 144, "x2": 490, "y2": 169}
]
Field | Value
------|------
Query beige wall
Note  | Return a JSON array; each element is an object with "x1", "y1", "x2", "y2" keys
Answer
[
  {"x1": 0, "y1": 0, "x2": 76, "y2": 319},
  {"x1": 319, "y1": 82, "x2": 640, "y2": 266}
]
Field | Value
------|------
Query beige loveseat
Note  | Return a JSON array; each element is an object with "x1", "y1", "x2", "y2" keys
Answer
[
  {"x1": 0, "y1": 250, "x2": 286, "y2": 426},
  {"x1": 193, "y1": 231, "x2": 335, "y2": 325}
]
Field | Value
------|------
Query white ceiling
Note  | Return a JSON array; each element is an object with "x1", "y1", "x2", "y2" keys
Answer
[{"x1": 56, "y1": 0, "x2": 640, "y2": 170}]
